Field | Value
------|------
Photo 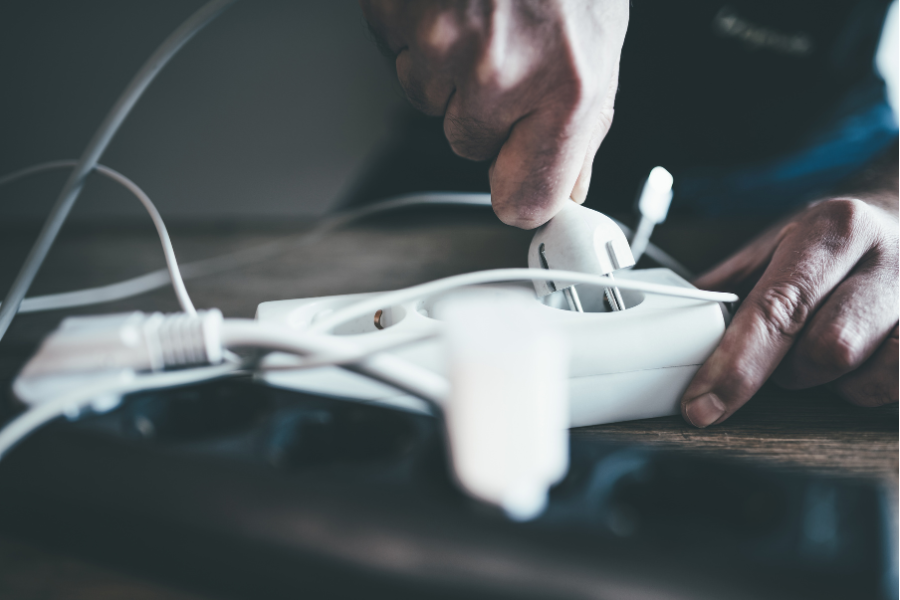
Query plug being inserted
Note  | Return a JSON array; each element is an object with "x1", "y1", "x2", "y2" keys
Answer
[{"x1": 527, "y1": 201, "x2": 636, "y2": 312}]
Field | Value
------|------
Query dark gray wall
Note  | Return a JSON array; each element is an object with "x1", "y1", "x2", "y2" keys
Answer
[{"x1": 0, "y1": 0, "x2": 405, "y2": 222}]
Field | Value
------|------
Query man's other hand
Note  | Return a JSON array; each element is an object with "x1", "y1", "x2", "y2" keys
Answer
[
  {"x1": 681, "y1": 183, "x2": 900, "y2": 427},
  {"x1": 360, "y1": 0, "x2": 628, "y2": 229}
]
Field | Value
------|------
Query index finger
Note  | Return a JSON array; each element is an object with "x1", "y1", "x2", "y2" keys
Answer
[
  {"x1": 680, "y1": 209, "x2": 874, "y2": 427},
  {"x1": 489, "y1": 105, "x2": 597, "y2": 229}
]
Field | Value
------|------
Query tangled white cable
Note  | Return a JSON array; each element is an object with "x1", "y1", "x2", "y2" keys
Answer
[
  {"x1": 0, "y1": 160, "x2": 194, "y2": 314},
  {"x1": 1, "y1": 161, "x2": 695, "y2": 316}
]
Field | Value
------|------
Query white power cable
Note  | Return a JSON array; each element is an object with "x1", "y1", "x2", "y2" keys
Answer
[
  {"x1": 1, "y1": 311, "x2": 441, "y2": 460},
  {"x1": 0, "y1": 160, "x2": 195, "y2": 314},
  {"x1": 96, "y1": 165, "x2": 196, "y2": 315},
  {"x1": 0, "y1": 160, "x2": 81, "y2": 187},
  {"x1": 308, "y1": 268, "x2": 738, "y2": 335},
  {"x1": 220, "y1": 320, "x2": 447, "y2": 405},
  {"x1": 0, "y1": 183, "x2": 500, "y2": 313},
  {"x1": 1, "y1": 187, "x2": 693, "y2": 314},
  {"x1": 255, "y1": 330, "x2": 440, "y2": 371},
  {"x1": 18, "y1": 271, "x2": 173, "y2": 314},
  {"x1": 0, "y1": 0, "x2": 236, "y2": 343}
]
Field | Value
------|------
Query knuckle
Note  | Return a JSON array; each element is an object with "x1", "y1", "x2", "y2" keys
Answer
[
  {"x1": 808, "y1": 325, "x2": 867, "y2": 374},
  {"x1": 558, "y1": 72, "x2": 588, "y2": 113},
  {"x1": 814, "y1": 197, "x2": 873, "y2": 242},
  {"x1": 396, "y1": 52, "x2": 450, "y2": 116},
  {"x1": 396, "y1": 63, "x2": 431, "y2": 114},
  {"x1": 729, "y1": 360, "x2": 766, "y2": 399},
  {"x1": 751, "y1": 283, "x2": 814, "y2": 341},
  {"x1": 403, "y1": 87, "x2": 437, "y2": 115},
  {"x1": 817, "y1": 197, "x2": 869, "y2": 222},
  {"x1": 443, "y1": 114, "x2": 501, "y2": 161}
]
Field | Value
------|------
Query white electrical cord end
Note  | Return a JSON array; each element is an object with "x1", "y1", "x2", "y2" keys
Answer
[
  {"x1": 631, "y1": 166, "x2": 674, "y2": 263},
  {"x1": 442, "y1": 289, "x2": 569, "y2": 521},
  {"x1": 14, "y1": 310, "x2": 224, "y2": 407},
  {"x1": 2, "y1": 309, "x2": 237, "y2": 463}
]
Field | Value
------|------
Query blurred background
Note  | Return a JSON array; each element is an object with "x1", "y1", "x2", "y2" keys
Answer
[
  {"x1": 0, "y1": 0, "x2": 407, "y2": 223},
  {"x1": 2, "y1": 0, "x2": 895, "y2": 226}
]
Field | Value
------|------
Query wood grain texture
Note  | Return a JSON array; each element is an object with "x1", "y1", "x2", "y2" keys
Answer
[
  {"x1": 0, "y1": 536, "x2": 213, "y2": 600},
  {"x1": 0, "y1": 212, "x2": 895, "y2": 598}
]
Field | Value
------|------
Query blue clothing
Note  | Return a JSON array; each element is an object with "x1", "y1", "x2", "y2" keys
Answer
[
  {"x1": 677, "y1": 79, "x2": 898, "y2": 216},
  {"x1": 587, "y1": 0, "x2": 897, "y2": 217}
]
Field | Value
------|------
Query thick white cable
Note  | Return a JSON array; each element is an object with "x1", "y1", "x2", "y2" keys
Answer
[
  {"x1": 0, "y1": 160, "x2": 195, "y2": 314},
  {"x1": 0, "y1": 0, "x2": 236, "y2": 342},
  {"x1": 0, "y1": 362, "x2": 241, "y2": 461},
  {"x1": 309, "y1": 268, "x2": 739, "y2": 334},
  {"x1": 220, "y1": 320, "x2": 448, "y2": 404}
]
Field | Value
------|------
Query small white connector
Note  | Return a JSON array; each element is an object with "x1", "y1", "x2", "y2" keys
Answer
[{"x1": 631, "y1": 166, "x2": 674, "y2": 263}]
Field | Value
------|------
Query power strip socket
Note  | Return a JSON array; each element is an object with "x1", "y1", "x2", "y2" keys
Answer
[{"x1": 255, "y1": 268, "x2": 727, "y2": 427}]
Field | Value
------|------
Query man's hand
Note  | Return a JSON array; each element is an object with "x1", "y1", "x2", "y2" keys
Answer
[
  {"x1": 360, "y1": 0, "x2": 628, "y2": 229},
  {"x1": 681, "y1": 185, "x2": 900, "y2": 428}
]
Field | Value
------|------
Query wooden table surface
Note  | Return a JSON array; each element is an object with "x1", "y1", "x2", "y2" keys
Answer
[{"x1": 0, "y1": 209, "x2": 895, "y2": 599}]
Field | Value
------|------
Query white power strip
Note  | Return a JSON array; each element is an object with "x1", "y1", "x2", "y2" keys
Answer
[{"x1": 256, "y1": 268, "x2": 727, "y2": 428}]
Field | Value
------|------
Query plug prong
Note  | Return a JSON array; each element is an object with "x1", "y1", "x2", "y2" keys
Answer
[
  {"x1": 563, "y1": 287, "x2": 584, "y2": 313},
  {"x1": 604, "y1": 274, "x2": 626, "y2": 312}
]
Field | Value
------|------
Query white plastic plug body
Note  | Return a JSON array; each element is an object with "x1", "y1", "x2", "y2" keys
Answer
[
  {"x1": 14, "y1": 310, "x2": 224, "y2": 407},
  {"x1": 442, "y1": 288, "x2": 569, "y2": 521},
  {"x1": 527, "y1": 202, "x2": 635, "y2": 298}
]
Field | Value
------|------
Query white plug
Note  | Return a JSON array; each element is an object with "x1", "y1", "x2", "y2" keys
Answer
[
  {"x1": 527, "y1": 201, "x2": 635, "y2": 311},
  {"x1": 14, "y1": 310, "x2": 224, "y2": 408}
]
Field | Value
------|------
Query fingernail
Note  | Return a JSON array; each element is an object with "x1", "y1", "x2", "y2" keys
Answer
[{"x1": 684, "y1": 393, "x2": 726, "y2": 428}]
